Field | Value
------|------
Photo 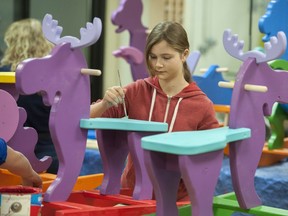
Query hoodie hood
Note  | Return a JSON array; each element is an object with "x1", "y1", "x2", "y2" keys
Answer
[{"x1": 144, "y1": 76, "x2": 205, "y2": 99}]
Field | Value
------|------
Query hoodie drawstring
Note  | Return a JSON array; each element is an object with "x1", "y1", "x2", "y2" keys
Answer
[
  {"x1": 163, "y1": 96, "x2": 172, "y2": 123},
  {"x1": 168, "y1": 97, "x2": 183, "y2": 132},
  {"x1": 148, "y1": 88, "x2": 183, "y2": 132},
  {"x1": 148, "y1": 88, "x2": 157, "y2": 121}
]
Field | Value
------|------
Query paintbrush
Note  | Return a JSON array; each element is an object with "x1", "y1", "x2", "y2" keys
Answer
[{"x1": 117, "y1": 69, "x2": 128, "y2": 118}]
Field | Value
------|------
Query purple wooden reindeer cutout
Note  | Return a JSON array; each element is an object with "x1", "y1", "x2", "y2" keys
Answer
[
  {"x1": 111, "y1": 0, "x2": 148, "y2": 80},
  {"x1": 15, "y1": 14, "x2": 102, "y2": 202},
  {"x1": 222, "y1": 29, "x2": 288, "y2": 209},
  {"x1": 1, "y1": 82, "x2": 52, "y2": 173}
]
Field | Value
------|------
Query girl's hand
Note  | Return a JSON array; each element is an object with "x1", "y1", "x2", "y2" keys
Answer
[{"x1": 103, "y1": 86, "x2": 126, "y2": 108}]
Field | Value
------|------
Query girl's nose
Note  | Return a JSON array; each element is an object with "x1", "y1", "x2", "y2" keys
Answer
[{"x1": 155, "y1": 60, "x2": 164, "y2": 68}]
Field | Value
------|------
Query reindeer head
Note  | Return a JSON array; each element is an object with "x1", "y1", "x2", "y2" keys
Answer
[
  {"x1": 223, "y1": 29, "x2": 286, "y2": 64},
  {"x1": 16, "y1": 14, "x2": 102, "y2": 105},
  {"x1": 111, "y1": 0, "x2": 144, "y2": 32},
  {"x1": 42, "y1": 14, "x2": 102, "y2": 49},
  {"x1": 220, "y1": 29, "x2": 288, "y2": 119}
]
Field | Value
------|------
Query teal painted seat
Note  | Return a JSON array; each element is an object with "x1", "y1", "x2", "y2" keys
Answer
[
  {"x1": 80, "y1": 117, "x2": 168, "y2": 200},
  {"x1": 80, "y1": 117, "x2": 168, "y2": 132},
  {"x1": 141, "y1": 126, "x2": 250, "y2": 216},
  {"x1": 141, "y1": 126, "x2": 250, "y2": 155}
]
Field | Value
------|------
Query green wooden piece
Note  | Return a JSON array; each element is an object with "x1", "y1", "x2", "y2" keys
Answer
[
  {"x1": 267, "y1": 59, "x2": 288, "y2": 149},
  {"x1": 213, "y1": 192, "x2": 288, "y2": 216},
  {"x1": 144, "y1": 204, "x2": 191, "y2": 216},
  {"x1": 145, "y1": 192, "x2": 288, "y2": 216},
  {"x1": 267, "y1": 103, "x2": 287, "y2": 149},
  {"x1": 269, "y1": 59, "x2": 288, "y2": 70}
]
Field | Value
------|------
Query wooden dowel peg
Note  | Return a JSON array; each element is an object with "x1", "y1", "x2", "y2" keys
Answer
[
  {"x1": 218, "y1": 81, "x2": 234, "y2": 88},
  {"x1": 146, "y1": 29, "x2": 152, "y2": 34},
  {"x1": 216, "y1": 67, "x2": 229, "y2": 72},
  {"x1": 200, "y1": 67, "x2": 229, "y2": 73},
  {"x1": 81, "y1": 68, "x2": 101, "y2": 76},
  {"x1": 244, "y1": 84, "x2": 268, "y2": 93}
]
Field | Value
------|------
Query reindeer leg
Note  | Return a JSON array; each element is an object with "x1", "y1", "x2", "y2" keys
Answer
[
  {"x1": 144, "y1": 150, "x2": 181, "y2": 216},
  {"x1": 127, "y1": 131, "x2": 154, "y2": 200},
  {"x1": 97, "y1": 130, "x2": 129, "y2": 195},
  {"x1": 43, "y1": 127, "x2": 87, "y2": 202},
  {"x1": 179, "y1": 150, "x2": 223, "y2": 216},
  {"x1": 229, "y1": 139, "x2": 262, "y2": 209}
]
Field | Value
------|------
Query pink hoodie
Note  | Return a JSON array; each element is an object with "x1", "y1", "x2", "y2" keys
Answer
[{"x1": 101, "y1": 76, "x2": 219, "y2": 200}]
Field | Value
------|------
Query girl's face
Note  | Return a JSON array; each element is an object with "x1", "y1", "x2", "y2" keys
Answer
[{"x1": 148, "y1": 40, "x2": 188, "y2": 82}]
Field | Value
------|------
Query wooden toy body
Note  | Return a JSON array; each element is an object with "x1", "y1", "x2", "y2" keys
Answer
[
  {"x1": 227, "y1": 48, "x2": 288, "y2": 209},
  {"x1": 16, "y1": 43, "x2": 90, "y2": 202},
  {"x1": 14, "y1": 14, "x2": 102, "y2": 202}
]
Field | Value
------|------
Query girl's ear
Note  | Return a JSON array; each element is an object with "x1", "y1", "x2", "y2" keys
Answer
[{"x1": 182, "y1": 49, "x2": 189, "y2": 62}]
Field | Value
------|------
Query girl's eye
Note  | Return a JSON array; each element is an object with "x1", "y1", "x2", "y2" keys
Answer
[
  {"x1": 163, "y1": 56, "x2": 171, "y2": 60},
  {"x1": 149, "y1": 55, "x2": 157, "y2": 60}
]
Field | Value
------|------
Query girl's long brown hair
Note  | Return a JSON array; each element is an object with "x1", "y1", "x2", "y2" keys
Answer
[{"x1": 145, "y1": 21, "x2": 191, "y2": 82}]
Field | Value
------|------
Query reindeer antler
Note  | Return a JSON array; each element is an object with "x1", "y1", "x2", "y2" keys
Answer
[
  {"x1": 42, "y1": 14, "x2": 102, "y2": 49},
  {"x1": 223, "y1": 29, "x2": 287, "y2": 63}
]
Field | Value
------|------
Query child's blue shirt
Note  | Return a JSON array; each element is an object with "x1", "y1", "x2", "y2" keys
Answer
[{"x1": 0, "y1": 138, "x2": 7, "y2": 165}]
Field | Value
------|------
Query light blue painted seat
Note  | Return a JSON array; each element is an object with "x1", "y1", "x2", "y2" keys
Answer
[
  {"x1": 80, "y1": 117, "x2": 168, "y2": 132},
  {"x1": 141, "y1": 126, "x2": 250, "y2": 155}
]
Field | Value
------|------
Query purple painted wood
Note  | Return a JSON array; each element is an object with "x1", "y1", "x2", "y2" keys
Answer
[
  {"x1": 15, "y1": 14, "x2": 102, "y2": 202},
  {"x1": 96, "y1": 129, "x2": 166, "y2": 200},
  {"x1": 16, "y1": 43, "x2": 89, "y2": 202},
  {"x1": 111, "y1": 0, "x2": 201, "y2": 81},
  {"x1": 113, "y1": 46, "x2": 144, "y2": 66},
  {"x1": 144, "y1": 149, "x2": 223, "y2": 216},
  {"x1": 0, "y1": 89, "x2": 19, "y2": 142},
  {"x1": 8, "y1": 107, "x2": 52, "y2": 172},
  {"x1": 111, "y1": 0, "x2": 149, "y2": 80},
  {"x1": 0, "y1": 88, "x2": 51, "y2": 172},
  {"x1": 0, "y1": 84, "x2": 19, "y2": 100},
  {"x1": 97, "y1": 130, "x2": 129, "y2": 195},
  {"x1": 127, "y1": 131, "x2": 156, "y2": 199},
  {"x1": 224, "y1": 29, "x2": 288, "y2": 209},
  {"x1": 144, "y1": 151, "x2": 181, "y2": 216},
  {"x1": 179, "y1": 151, "x2": 223, "y2": 216}
]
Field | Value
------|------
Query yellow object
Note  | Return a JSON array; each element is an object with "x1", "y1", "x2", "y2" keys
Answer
[{"x1": 0, "y1": 72, "x2": 16, "y2": 83}]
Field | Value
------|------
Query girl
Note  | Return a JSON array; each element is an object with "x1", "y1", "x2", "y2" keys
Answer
[{"x1": 90, "y1": 21, "x2": 219, "y2": 200}]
